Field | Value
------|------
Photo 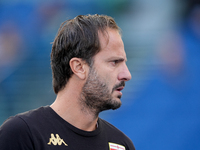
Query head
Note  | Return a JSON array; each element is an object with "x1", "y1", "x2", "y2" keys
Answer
[{"x1": 51, "y1": 14, "x2": 120, "y2": 94}]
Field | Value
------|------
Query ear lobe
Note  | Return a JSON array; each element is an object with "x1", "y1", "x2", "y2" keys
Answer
[{"x1": 69, "y1": 58, "x2": 87, "y2": 80}]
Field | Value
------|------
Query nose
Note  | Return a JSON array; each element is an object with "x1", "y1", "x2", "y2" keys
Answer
[{"x1": 118, "y1": 64, "x2": 132, "y2": 81}]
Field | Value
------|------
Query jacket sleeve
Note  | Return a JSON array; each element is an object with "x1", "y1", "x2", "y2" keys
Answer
[{"x1": 0, "y1": 116, "x2": 34, "y2": 150}]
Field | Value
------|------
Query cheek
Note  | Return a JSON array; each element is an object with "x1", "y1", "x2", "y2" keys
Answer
[
  {"x1": 105, "y1": 74, "x2": 117, "y2": 91},
  {"x1": 97, "y1": 67, "x2": 118, "y2": 89}
]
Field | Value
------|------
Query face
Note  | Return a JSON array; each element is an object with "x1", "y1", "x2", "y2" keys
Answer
[{"x1": 81, "y1": 28, "x2": 132, "y2": 114}]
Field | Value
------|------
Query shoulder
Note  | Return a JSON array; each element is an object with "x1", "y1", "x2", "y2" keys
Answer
[
  {"x1": 99, "y1": 118, "x2": 125, "y2": 135},
  {"x1": 1, "y1": 115, "x2": 29, "y2": 133},
  {"x1": 0, "y1": 106, "x2": 48, "y2": 137},
  {"x1": 99, "y1": 118, "x2": 135, "y2": 150},
  {"x1": 0, "y1": 106, "x2": 47, "y2": 135},
  {"x1": 0, "y1": 115, "x2": 34, "y2": 149},
  {"x1": 16, "y1": 106, "x2": 47, "y2": 119},
  {"x1": 0, "y1": 106, "x2": 49, "y2": 150},
  {"x1": 10, "y1": 106, "x2": 52, "y2": 126}
]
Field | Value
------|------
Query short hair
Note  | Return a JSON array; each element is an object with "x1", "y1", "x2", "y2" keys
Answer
[{"x1": 51, "y1": 14, "x2": 120, "y2": 94}]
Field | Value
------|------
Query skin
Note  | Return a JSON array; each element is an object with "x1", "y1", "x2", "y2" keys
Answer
[
  {"x1": 50, "y1": 28, "x2": 131, "y2": 132},
  {"x1": 80, "y1": 64, "x2": 126, "y2": 117}
]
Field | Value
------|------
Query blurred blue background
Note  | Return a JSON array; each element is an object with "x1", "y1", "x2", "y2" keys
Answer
[{"x1": 0, "y1": 0, "x2": 200, "y2": 149}]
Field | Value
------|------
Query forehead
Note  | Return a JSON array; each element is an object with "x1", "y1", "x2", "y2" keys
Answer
[{"x1": 94, "y1": 28, "x2": 127, "y2": 61}]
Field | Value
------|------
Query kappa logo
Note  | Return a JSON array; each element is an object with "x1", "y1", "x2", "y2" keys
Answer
[
  {"x1": 47, "y1": 133, "x2": 68, "y2": 146},
  {"x1": 109, "y1": 142, "x2": 126, "y2": 150}
]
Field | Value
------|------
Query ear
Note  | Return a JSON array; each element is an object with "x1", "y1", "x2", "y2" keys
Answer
[{"x1": 69, "y1": 58, "x2": 88, "y2": 80}]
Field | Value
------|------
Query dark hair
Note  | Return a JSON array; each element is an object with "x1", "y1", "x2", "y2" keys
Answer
[{"x1": 51, "y1": 14, "x2": 120, "y2": 94}]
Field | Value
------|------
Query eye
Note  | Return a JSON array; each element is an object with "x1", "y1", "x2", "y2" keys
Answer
[{"x1": 110, "y1": 60, "x2": 120, "y2": 66}]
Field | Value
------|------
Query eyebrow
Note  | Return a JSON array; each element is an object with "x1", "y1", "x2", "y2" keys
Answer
[{"x1": 107, "y1": 57, "x2": 127, "y2": 62}]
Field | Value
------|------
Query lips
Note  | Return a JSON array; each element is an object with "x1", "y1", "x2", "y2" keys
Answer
[
  {"x1": 116, "y1": 87, "x2": 124, "y2": 91},
  {"x1": 112, "y1": 81, "x2": 125, "y2": 93}
]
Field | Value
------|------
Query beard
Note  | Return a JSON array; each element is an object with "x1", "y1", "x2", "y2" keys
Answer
[{"x1": 80, "y1": 66, "x2": 125, "y2": 116}]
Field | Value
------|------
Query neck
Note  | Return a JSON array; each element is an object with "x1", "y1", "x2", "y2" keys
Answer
[{"x1": 50, "y1": 83, "x2": 98, "y2": 131}]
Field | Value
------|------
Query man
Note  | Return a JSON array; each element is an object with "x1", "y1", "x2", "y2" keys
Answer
[{"x1": 0, "y1": 14, "x2": 135, "y2": 150}]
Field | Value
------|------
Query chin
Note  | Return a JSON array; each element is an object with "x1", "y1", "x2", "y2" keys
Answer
[
  {"x1": 113, "y1": 94, "x2": 122, "y2": 102},
  {"x1": 117, "y1": 95, "x2": 122, "y2": 99},
  {"x1": 111, "y1": 102, "x2": 121, "y2": 110},
  {"x1": 100, "y1": 98, "x2": 121, "y2": 112},
  {"x1": 111, "y1": 98, "x2": 122, "y2": 110}
]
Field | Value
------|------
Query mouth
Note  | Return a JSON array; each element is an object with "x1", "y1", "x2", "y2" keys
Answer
[
  {"x1": 115, "y1": 87, "x2": 124, "y2": 97},
  {"x1": 112, "y1": 81, "x2": 125, "y2": 94},
  {"x1": 116, "y1": 87, "x2": 124, "y2": 92}
]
